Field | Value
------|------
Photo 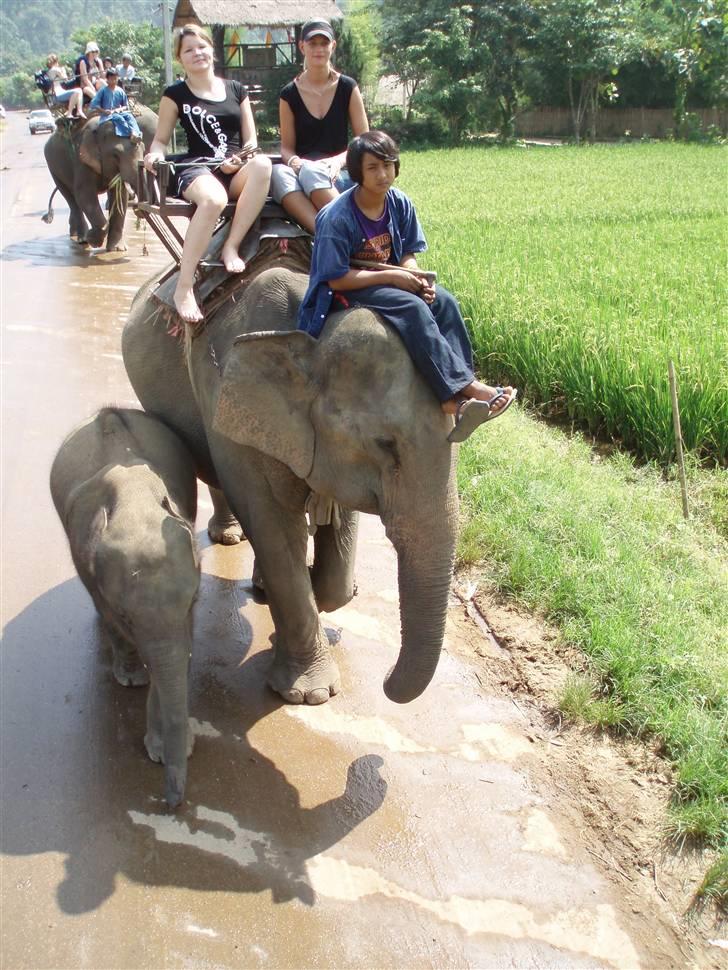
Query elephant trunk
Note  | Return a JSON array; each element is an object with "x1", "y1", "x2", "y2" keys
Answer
[
  {"x1": 147, "y1": 636, "x2": 191, "y2": 808},
  {"x1": 383, "y1": 469, "x2": 458, "y2": 704}
]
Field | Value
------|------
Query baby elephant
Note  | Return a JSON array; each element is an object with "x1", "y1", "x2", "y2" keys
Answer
[{"x1": 50, "y1": 407, "x2": 200, "y2": 808}]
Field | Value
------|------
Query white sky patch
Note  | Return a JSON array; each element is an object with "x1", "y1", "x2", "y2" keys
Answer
[
  {"x1": 307, "y1": 856, "x2": 641, "y2": 969},
  {"x1": 284, "y1": 705, "x2": 433, "y2": 754},
  {"x1": 128, "y1": 805, "x2": 276, "y2": 869},
  {"x1": 186, "y1": 924, "x2": 218, "y2": 938},
  {"x1": 189, "y1": 718, "x2": 221, "y2": 738}
]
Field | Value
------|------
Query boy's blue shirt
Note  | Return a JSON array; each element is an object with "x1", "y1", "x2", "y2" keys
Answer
[
  {"x1": 298, "y1": 185, "x2": 427, "y2": 337},
  {"x1": 89, "y1": 85, "x2": 128, "y2": 111}
]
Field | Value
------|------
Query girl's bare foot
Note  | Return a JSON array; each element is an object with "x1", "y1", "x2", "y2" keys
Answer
[
  {"x1": 173, "y1": 285, "x2": 203, "y2": 323},
  {"x1": 222, "y1": 246, "x2": 246, "y2": 274}
]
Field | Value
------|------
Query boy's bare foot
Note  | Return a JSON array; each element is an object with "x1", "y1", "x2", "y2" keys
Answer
[
  {"x1": 173, "y1": 286, "x2": 204, "y2": 323},
  {"x1": 446, "y1": 386, "x2": 518, "y2": 443},
  {"x1": 442, "y1": 383, "x2": 515, "y2": 415},
  {"x1": 222, "y1": 246, "x2": 246, "y2": 274}
]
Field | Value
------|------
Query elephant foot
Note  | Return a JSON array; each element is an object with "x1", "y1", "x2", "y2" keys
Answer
[
  {"x1": 144, "y1": 724, "x2": 194, "y2": 764},
  {"x1": 207, "y1": 512, "x2": 245, "y2": 545},
  {"x1": 113, "y1": 656, "x2": 150, "y2": 687},
  {"x1": 268, "y1": 649, "x2": 341, "y2": 705},
  {"x1": 106, "y1": 241, "x2": 128, "y2": 252}
]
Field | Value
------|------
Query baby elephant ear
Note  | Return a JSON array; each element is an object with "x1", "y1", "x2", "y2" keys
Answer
[{"x1": 212, "y1": 330, "x2": 318, "y2": 479}]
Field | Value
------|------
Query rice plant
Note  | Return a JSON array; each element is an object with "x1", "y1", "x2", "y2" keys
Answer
[{"x1": 399, "y1": 143, "x2": 727, "y2": 464}]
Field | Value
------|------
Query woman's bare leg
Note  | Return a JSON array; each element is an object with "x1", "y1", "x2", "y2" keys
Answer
[
  {"x1": 310, "y1": 186, "x2": 339, "y2": 211},
  {"x1": 175, "y1": 175, "x2": 227, "y2": 323},
  {"x1": 280, "y1": 190, "x2": 318, "y2": 233},
  {"x1": 221, "y1": 155, "x2": 272, "y2": 273}
]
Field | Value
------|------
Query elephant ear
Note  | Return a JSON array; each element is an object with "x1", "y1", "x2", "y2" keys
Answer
[
  {"x1": 78, "y1": 124, "x2": 102, "y2": 176},
  {"x1": 212, "y1": 330, "x2": 318, "y2": 478}
]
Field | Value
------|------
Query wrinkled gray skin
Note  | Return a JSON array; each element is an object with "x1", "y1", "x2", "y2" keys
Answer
[
  {"x1": 122, "y1": 265, "x2": 458, "y2": 707},
  {"x1": 43, "y1": 106, "x2": 157, "y2": 250},
  {"x1": 50, "y1": 407, "x2": 200, "y2": 807}
]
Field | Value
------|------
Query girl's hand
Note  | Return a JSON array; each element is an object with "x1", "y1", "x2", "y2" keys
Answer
[
  {"x1": 326, "y1": 157, "x2": 343, "y2": 181},
  {"x1": 218, "y1": 154, "x2": 242, "y2": 174},
  {"x1": 143, "y1": 151, "x2": 164, "y2": 173}
]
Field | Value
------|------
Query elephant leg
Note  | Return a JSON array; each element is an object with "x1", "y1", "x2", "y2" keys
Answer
[
  {"x1": 104, "y1": 622, "x2": 149, "y2": 687},
  {"x1": 215, "y1": 458, "x2": 339, "y2": 705},
  {"x1": 207, "y1": 485, "x2": 244, "y2": 545},
  {"x1": 310, "y1": 509, "x2": 359, "y2": 614},
  {"x1": 52, "y1": 178, "x2": 89, "y2": 243},
  {"x1": 105, "y1": 188, "x2": 128, "y2": 252}
]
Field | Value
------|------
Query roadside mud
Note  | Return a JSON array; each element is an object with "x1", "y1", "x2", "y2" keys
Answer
[{"x1": 448, "y1": 576, "x2": 726, "y2": 967}]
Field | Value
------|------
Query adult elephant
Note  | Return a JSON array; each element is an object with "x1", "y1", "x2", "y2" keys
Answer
[
  {"x1": 43, "y1": 106, "x2": 157, "y2": 251},
  {"x1": 122, "y1": 256, "x2": 458, "y2": 706}
]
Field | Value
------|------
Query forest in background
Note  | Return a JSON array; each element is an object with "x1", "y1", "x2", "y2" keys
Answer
[{"x1": 0, "y1": 0, "x2": 725, "y2": 143}]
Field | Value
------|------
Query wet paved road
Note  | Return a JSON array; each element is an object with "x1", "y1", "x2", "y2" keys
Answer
[{"x1": 1, "y1": 111, "x2": 684, "y2": 969}]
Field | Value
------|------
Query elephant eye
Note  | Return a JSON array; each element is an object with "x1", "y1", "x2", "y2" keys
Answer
[{"x1": 375, "y1": 437, "x2": 400, "y2": 466}]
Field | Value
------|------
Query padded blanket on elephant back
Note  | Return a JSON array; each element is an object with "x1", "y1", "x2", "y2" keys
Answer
[{"x1": 151, "y1": 217, "x2": 312, "y2": 331}]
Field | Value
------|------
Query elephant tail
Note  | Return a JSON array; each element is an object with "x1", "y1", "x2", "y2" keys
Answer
[{"x1": 41, "y1": 188, "x2": 57, "y2": 224}]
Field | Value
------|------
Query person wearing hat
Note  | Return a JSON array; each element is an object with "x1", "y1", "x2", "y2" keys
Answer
[
  {"x1": 271, "y1": 19, "x2": 368, "y2": 233},
  {"x1": 116, "y1": 53, "x2": 136, "y2": 84},
  {"x1": 77, "y1": 42, "x2": 105, "y2": 101},
  {"x1": 89, "y1": 67, "x2": 142, "y2": 139}
]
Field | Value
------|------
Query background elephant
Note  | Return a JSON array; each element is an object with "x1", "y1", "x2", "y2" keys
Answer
[
  {"x1": 122, "y1": 254, "x2": 458, "y2": 709},
  {"x1": 50, "y1": 407, "x2": 200, "y2": 807},
  {"x1": 43, "y1": 105, "x2": 157, "y2": 250}
]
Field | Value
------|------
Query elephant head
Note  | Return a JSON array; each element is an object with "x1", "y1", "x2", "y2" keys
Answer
[
  {"x1": 74, "y1": 107, "x2": 157, "y2": 248},
  {"x1": 211, "y1": 305, "x2": 459, "y2": 704}
]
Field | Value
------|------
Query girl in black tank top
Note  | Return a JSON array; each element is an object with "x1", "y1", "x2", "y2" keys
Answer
[
  {"x1": 272, "y1": 19, "x2": 369, "y2": 233},
  {"x1": 142, "y1": 24, "x2": 272, "y2": 324}
]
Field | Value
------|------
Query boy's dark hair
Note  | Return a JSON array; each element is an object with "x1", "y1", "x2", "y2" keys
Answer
[{"x1": 346, "y1": 131, "x2": 400, "y2": 184}]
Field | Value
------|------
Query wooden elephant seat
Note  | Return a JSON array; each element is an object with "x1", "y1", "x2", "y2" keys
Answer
[
  {"x1": 134, "y1": 155, "x2": 313, "y2": 318},
  {"x1": 133, "y1": 154, "x2": 290, "y2": 272}
]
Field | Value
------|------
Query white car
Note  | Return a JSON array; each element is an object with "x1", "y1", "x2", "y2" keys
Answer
[{"x1": 28, "y1": 109, "x2": 54, "y2": 134}]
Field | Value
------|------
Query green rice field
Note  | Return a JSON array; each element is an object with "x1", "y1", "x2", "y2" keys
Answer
[{"x1": 398, "y1": 143, "x2": 727, "y2": 465}]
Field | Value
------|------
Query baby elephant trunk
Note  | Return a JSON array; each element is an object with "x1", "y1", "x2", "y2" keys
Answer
[{"x1": 144, "y1": 635, "x2": 192, "y2": 809}]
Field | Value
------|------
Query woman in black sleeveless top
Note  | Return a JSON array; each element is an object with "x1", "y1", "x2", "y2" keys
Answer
[
  {"x1": 270, "y1": 20, "x2": 368, "y2": 233},
  {"x1": 143, "y1": 24, "x2": 272, "y2": 323}
]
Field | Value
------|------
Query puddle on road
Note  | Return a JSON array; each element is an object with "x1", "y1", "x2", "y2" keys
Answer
[
  {"x1": 285, "y1": 705, "x2": 536, "y2": 765},
  {"x1": 127, "y1": 805, "x2": 639, "y2": 969},
  {"x1": 308, "y1": 855, "x2": 642, "y2": 970},
  {"x1": 522, "y1": 808, "x2": 569, "y2": 858}
]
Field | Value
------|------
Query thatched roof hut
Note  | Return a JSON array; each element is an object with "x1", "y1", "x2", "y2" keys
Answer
[{"x1": 172, "y1": 1, "x2": 344, "y2": 28}]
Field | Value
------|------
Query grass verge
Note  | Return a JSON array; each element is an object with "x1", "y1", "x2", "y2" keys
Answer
[{"x1": 456, "y1": 407, "x2": 727, "y2": 899}]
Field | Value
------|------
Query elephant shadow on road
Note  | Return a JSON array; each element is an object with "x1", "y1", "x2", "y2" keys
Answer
[
  {"x1": 1, "y1": 568, "x2": 387, "y2": 914},
  {"x1": 0, "y1": 234, "x2": 115, "y2": 268}
]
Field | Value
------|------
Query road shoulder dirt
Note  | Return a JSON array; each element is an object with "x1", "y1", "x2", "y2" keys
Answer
[{"x1": 446, "y1": 577, "x2": 725, "y2": 968}]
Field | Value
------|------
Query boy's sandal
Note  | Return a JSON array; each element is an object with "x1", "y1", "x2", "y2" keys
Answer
[{"x1": 448, "y1": 387, "x2": 518, "y2": 444}]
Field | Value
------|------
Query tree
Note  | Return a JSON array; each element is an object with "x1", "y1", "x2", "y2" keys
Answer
[
  {"x1": 68, "y1": 22, "x2": 166, "y2": 108},
  {"x1": 380, "y1": 1, "x2": 538, "y2": 141},
  {"x1": 647, "y1": 0, "x2": 727, "y2": 134},
  {"x1": 533, "y1": 0, "x2": 637, "y2": 141},
  {"x1": 334, "y1": 1, "x2": 382, "y2": 105},
  {"x1": 0, "y1": 13, "x2": 34, "y2": 75}
]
